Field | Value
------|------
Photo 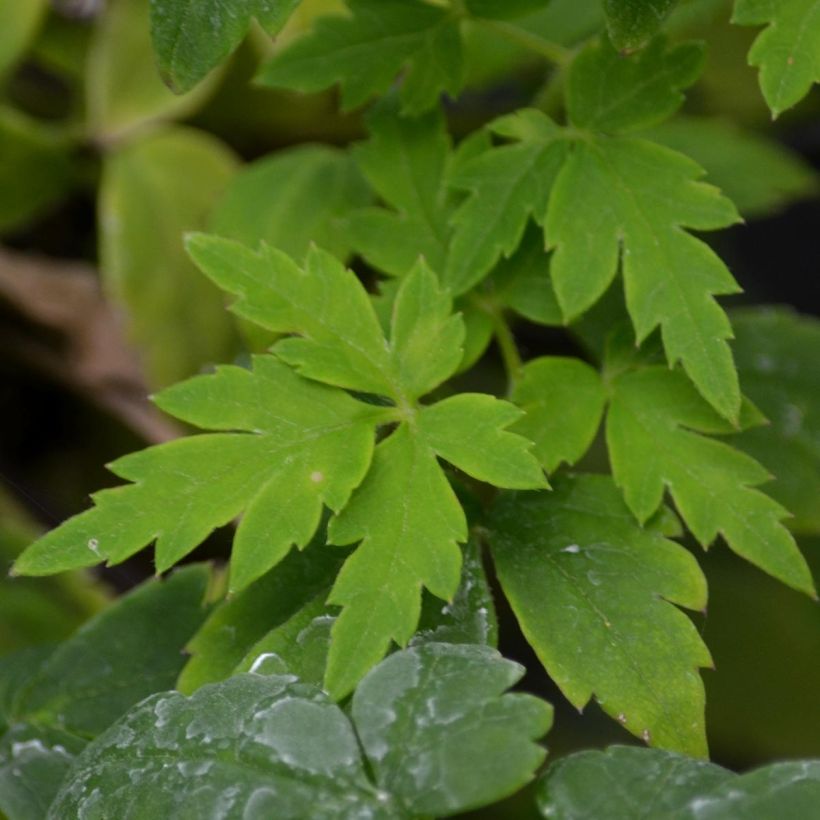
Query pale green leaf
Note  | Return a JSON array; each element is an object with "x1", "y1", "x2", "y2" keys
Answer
[
  {"x1": 537, "y1": 746, "x2": 820, "y2": 819},
  {"x1": 645, "y1": 117, "x2": 818, "y2": 218},
  {"x1": 567, "y1": 38, "x2": 703, "y2": 133},
  {"x1": 419, "y1": 394, "x2": 546, "y2": 488},
  {"x1": 149, "y1": 0, "x2": 300, "y2": 92},
  {"x1": 0, "y1": 0, "x2": 46, "y2": 77},
  {"x1": 547, "y1": 136, "x2": 742, "y2": 420},
  {"x1": 177, "y1": 542, "x2": 343, "y2": 693},
  {"x1": 258, "y1": 0, "x2": 464, "y2": 113},
  {"x1": 87, "y1": 0, "x2": 217, "y2": 142},
  {"x1": 326, "y1": 425, "x2": 466, "y2": 698},
  {"x1": 14, "y1": 566, "x2": 211, "y2": 736},
  {"x1": 604, "y1": 0, "x2": 680, "y2": 52},
  {"x1": 99, "y1": 127, "x2": 238, "y2": 388},
  {"x1": 512, "y1": 357, "x2": 607, "y2": 473},
  {"x1": 489, "y1": 475, "x2": 711, "y2": 756},
  {"x1": 607, "y1": 366, "x2": 815, "y2": 594},
  {"x1": 14, "y1": 358, "x2": 382, "y2": 581},
  {"x1": 446, "y1": 110, "x2": 568, "y2": 295},
  {"x1": 537, "y1": 745, "x2": 731, "y2": 819},
  {"x1": 353, "y1": 643, "x2": 552, "y2": 816},
  {"x1": 733, "y1": 0, "x2": 820, "y2": 116},
  {"x1": 730, "y1": 308, "x2": 820, "y2": 534}
]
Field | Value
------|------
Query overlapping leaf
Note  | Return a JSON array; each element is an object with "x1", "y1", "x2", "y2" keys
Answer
[
  {"x1": 733, "y1": 0, "x2": 820, "y2": 117},
  {"x1": 51, "y1": 644, "x2": 551, "y2": 818},
  {"x1": 607, "y1": 366, "x2": 815, "y2": 594},
  {"x1": 489, "y1": 474, "x2": 711, "y2": 755},
  {"x1": 603, "y1": 0, "x2": 680, "y2": 52},
  {"x1": 258, "y1": 0, "x2": 464, "y2": 113}
]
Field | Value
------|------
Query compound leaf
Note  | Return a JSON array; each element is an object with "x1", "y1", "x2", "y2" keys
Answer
[
  {"x1": 419, "y1": 394, "x2": 546, "y2": 489},
  {"x1": 149, "y1": 0, "x2": 300, "y2": 93},
  {"x1": 258, "y1": 0, "x2": 464, "y2": 113},
  {"x1": 733, "y1": 0, "x2": 820, "y2": 117},
  {"x1": 567, "y1": 38, "x2": 703, "y2": 133},
  {"x1": 489, "y1": 474, "x2": 711, "y2": 756},
  {"x1": 547, "y1": 136, "x2": 742, "y2": 420},
  {"x1": 325, "y1": 425, "x2": 466, "y2": 698},
  {"x1": 607, "y1": 366, "x2": 815, "y2": 594},
  {"x1": 353, "y1": 643, "x2": 552, "y2": 817},
  {"x1": 511, "y1": 357, "x2": 607, "y2": 473},
  {"x1": 604, "y1": 0, "x2": 680, "y2": 52}
]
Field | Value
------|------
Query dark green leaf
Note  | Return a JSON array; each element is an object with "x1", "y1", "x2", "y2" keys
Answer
[{"x1": 604, "y1": 0, "x2": 680, "y2": 52}]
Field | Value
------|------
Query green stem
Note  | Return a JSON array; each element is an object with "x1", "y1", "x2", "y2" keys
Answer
[
  {"x1": 479, "y1": 19, "x2": 573, "y2": 65},
  {"x1": 492, "y1": 312, "x2": 523, "y2": 394}
]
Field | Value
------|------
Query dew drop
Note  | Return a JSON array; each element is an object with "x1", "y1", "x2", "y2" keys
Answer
[{"x1": 562, "y1": 544, "x2": 581, "y2": 554}]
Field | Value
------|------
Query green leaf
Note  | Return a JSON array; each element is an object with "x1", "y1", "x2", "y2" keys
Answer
[
  {"x1": 546, "y1": 136, "x2": 742, "y2": 420},
  {"x1": 149, "y1": 0, "x2": 300, "y2": 93},
  {"x1": 604, "y1": 0, "x2": 680, "y2": 52},
  {"x1": 87, "y1": 0, "x2": 217, "y2": 142},
  {"x1": 537, "y1": 745, "x2": 820, "y2": 819},
  {"x1": 13, "y1": 566, "x2": 211, "y2": 736},
  {"x1": 14, "y1": 358, "x2": 382, "y2": 582},
  {"x1": 0, "y1": 724, "x2": 86, "y2": 820},
  {"x1": 567, "y1": 38, "x2": 704, "y2": 133},
  {"x1": 0, "y1": 0, "x2": 46, "y2": 77},
  {"x1": 733, "y1": 0, "x2": 820, "y2": 117},
  {"x1": 489, "y1": 474, "x2": 711, "y2": 756},
  {"x1": 177, "y1": 541, "x2": 343, "y2": 693},
  {"x1": 607, "y1": 366, "x2": 815, "y2": 594},
  {"x1": 326, "y1": 425, "x2": 466, "y2": 698},
  {"x1": 348, "y1": 102, "x2": 452, "y2": 276},
  {"x1": 446, "y1": 109, "x2": 569, "y2": 294},
  {"x1": 352, "y1": 643, "x2": 552, "y2": 816},
  {"x1": 418, "y1": 394, "x2": 546, "y2": 488},
  {"x1": 52, "y1": 645, "x2": 551, "y2": 818},
  {"x1": 465, "y1": 0, "x2": 552, "y2": 19},
  {"x1": 729, "y1": 308, "x2": 820, "y2": 534},
  {"x1": 99, "y1": 127, "x2": 238, "y2": 388},
  {"x1": 645, "y1": 117, "x2": 819, "y2": 218},
  {"x1": 512, "y1": 357, "x2": 607, "y2": 473},
  {"x1": 537, "y1": 745, "x2": 732, "y2": 819},
  {"x1": 258, "y1": 0, "x2": 464, "y2": 114},
  {"x1": 212, "y1": 144, "x2": 370, "y2": 263},
  {"x1": 413, "y1": 539, "x2": 499, "y2": 648}
]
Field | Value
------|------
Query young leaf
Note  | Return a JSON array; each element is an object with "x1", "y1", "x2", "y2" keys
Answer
[
  {"x1": 348, "y1": 102, "x2": 452, "y2": 276},
  {"x1": 733, "y1": 0, "x2": 820, "y2": 117},
  {"x1": 604, "y1": 0, "x2": 680, "y2": 52},
  {"x1": 325, "y1": 425, "x2": 467, "y2": 698},
  {"x1": 177, "y1": 542, "x2": 343, "y2": 693},
  {"x1": 13, "y1": 358, "x2": 382, "y2": 582},
  {"x1": 567, "y1": 38, "x2": 704, "y2": 133},
  {"x1": 149, "y1": 0, "x2": 300, "y2": 93},
  {"x1": 212, "y1": 145, "x2": 371, "y2": 262},
  {"x1": 730, "y1": 308, "x2": 820, "y2": 534},
  {"x1": 607, "y1": 366, "x2": 815, "y2": 594},
  {"x1": 547, "y1": 136, "x2": 742, "y2": 420},
  {"x1": 258, "y1": 0, "x2": 464, "y2": 114},
  {"x1": 511, "y1": 357, "x2": 607, "y2": 472},
  {"x1": 418, "y1": 394, "x2": 547, "y2": 489},
  {"x1": 537, "y1": 745, "x2": 820, "y2": 820},
  {"x1": 352, "y1": 643, "x2": 552, "y2": 817},
  {"x1": 645, "y1": 117, "x2": 818, "y2": 219},
  {"x1": 489, "y1": 474, "x2": 711, "y2": 756},
  {"x1": 51, "y1": 645, "x2": 551, "y2": 818},
  {"x1": 446, "y1": 109, "x2": 568, "y2": 295},
  {"x1": 13, "y1": 566, "x2": 211, "y2": 736},
  {"x1": 99, "y1": 127, "x2": 238, "y2": 388}
]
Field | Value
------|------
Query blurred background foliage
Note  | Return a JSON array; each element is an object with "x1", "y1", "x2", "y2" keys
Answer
[{"x1": 0, "y1": 0, "x2": 818, "y2": 808}]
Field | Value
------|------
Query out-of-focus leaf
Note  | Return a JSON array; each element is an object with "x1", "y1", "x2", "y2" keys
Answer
[
  {"x1": 99, "y1": 126, "x2": 238, "y2": 388},
  {"x1": 86, "y1": 0, "x2": 217, "y2": 142},
  {"x1": 212, "y1": 144, "x2": 370, "y2": 262},
  {"x1": 0, "y1": 0, "x2": 47, "y2": 77},
  {"x1": 465, "y1": 0, "x2": 551, "y2": 19},
  {"x1": 604, "y1": 0, "x2": 680, "y2": 52}
]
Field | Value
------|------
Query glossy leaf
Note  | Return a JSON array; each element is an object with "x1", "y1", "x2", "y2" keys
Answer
[
  {"x1": 489, "y1": 475, "x2": 711, "y2": 755},
  {"x1": 604, "y1": 0, "x2": 680, "y2": 52},
  {"x1": 99, "y1": 127, "x2": 238, "y2": 387},
  {"x1": 733, "y1": 0, "x2": 820, "y2": 117},
  {"x1": 258, "y1": 0, "x2": 464, "y2": 113},
  {"x1": 607, "y1": 366, "x2": 815, "y2": 594},
  {"x1": 149, "y1": 0, "x2": 301, "y2": 92}
]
